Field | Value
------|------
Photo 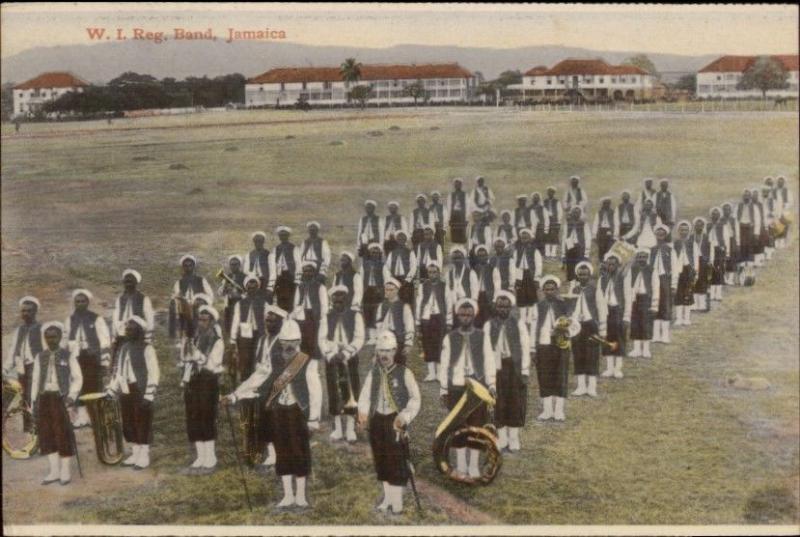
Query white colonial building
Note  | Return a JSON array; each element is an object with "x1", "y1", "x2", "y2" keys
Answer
[
  {"x1": 13, "y1": 72, "x2": 89, "y2": 117},
  {"x1": 696, "y1": 55, "x2": 799, "y2": 98},
  {"x1": 245, "y1": 63, "x2": 477, "y2": 107},
  {"x1": 508, "y1": 58, "x2": 655, "y2": 102}
]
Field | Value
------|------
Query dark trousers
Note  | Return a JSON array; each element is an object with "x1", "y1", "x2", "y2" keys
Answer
[
  {"x1": 223, "y1": 299, "x2": 240, "y2": 338},
  {"x1": 449, "y1": 213, "x2": 467, "y2": 244},
  {"x1": 597, "y1": 228, "x2": 614, "y2": 260},
  {"x1": 368, "y1": 412, "x2": 409, "y2": 486},
  {"x1": 535, "y1": 344, "x2": 569, "y2": 397},
  {"x1": 120, "y1": 383, "x2": 153, "y2": 445},
  {"x1": 273, "y1": 403, "x2": 311, "y2": 477},
  {"x1": 411, "y1": 229, "x2": 424, "y2": 249},
  {"x1": 299, "y1": 313, "x2": 319, "y2": 359},
  {"x1": 739, "y1": 224, "x2": 755, "y2": 262},
  {"x1": 546, "y1": 223, "x2": 561, "y2": 245},
  {"x1": 236, "y1": 334, "x2": 260, "y2": 382},
  {"x1": 572, "y1": 321, "x2": 600, "y2": 375},
  {"x1": 184, "y1": 370, "x2": 219, "y2": 442},
  {"x1": 77, "y1": 350, "x2": 102, "y2": 404},
  {"x1": 694, "y1": 260, "x2": 710, "y2": 294},
  {"x1": 711, "y1": 248, "x2": 726, "y2": 285},
  {"x1": 37, "y1": 392, "x2": 73, "y2": 457},
  {"x1": 435, "y1": 228, "x2": 446, "y2": 247},
  {"x1": 421, "y1": 315, "x2": 445, "y2": 363},
  {"x1": 240, "y1": 398, "x2": 260, "y2": 464},
  {"x1": 603, "y1": 306, "x2": 627, "y2": 356},
  {"x1": 363, "y1": 286, "x2": 384, "y2": 329},
  {"x1": 655, "y1": 275, "x2": 672, "y2": 321},
  {"x1": 619, "y1": 222, "x2": 634, "y2": 238},
  {"x1": 564, "y1": 246, "x2": 586, "y2": 282},
  {"x1": 630, "y1": 295, "x2": 653, "y2": 340},
  {"x1": 274, "y1": 272, "x2": 296, "y2": 313},
  {"x1": 325, "y1": 357, "x2": 360, "y2": 415},
  {"x1": 475, "y1": 291, "x2": 493, "y2": 327},
  {"x1": 674, "y1": 267, "x2": 695, "y2": 306},
  {"x1": 515, "y1": 269, "x2": 539, "y2": 307},
  {"x1": 258, "y1": 406, "x2": 274, "y2": 446},
  {"x1": 447, "y1": 387, "x2": 488, "y2": 447},
  {"x1": 495, "y1": 358, "x2": 527, "y2": 427}
]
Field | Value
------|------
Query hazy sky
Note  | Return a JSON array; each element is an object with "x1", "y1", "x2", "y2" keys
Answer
[{"x1": 2, "y1": 3, "x2": 798, "y2": 59}]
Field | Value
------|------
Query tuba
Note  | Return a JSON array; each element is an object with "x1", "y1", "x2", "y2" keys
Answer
[
  {"x1": 553, "y1": 316, "x2": 574, "y2": 350},
  {"x1": 79, "y1": 392, "x2": 125, "y2": 465},
  {"x1": 432, "y1": 378, "x2": 502, "y2": 485},
  {"x1": 2, "y1": 378, "x2": 38, "y2": 459}
]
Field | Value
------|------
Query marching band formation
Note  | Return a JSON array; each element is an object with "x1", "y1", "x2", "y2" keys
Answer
[{"x1": 2, "y1": 173, "x2": 794, "y2": 515}]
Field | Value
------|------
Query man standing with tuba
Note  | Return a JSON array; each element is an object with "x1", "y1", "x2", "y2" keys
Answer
[
  {"x1": 438, "y1": 298, "x2": 496, "y2": 479},
  {"x1": 318, "y1": 286, "x2": 365, "y2": 443},
  {"x1": 358, "y1": 331, "x2": 421, "y2": 514},
  {"x1": 485, "y1": 290, "x2": 529, "y2": 453},
  {"x1": 181, "y1": 305, "x2": 224, "y2": 475},
  {"x1": 224, "y1": 320, "x2": 320, "y2": 510},
  {"x1": 105, "y1": 316, "x2": 160, "y2": 470},
  {"x1": 30, "y1": 322, "x2": 82, "y2": 486},
  {"x1": 529, "y1": 276, "x2": 579, "y2": 422}
]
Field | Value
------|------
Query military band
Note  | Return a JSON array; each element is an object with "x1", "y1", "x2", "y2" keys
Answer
[{"x1": 4, "y1": 174, "x2": 793, "y2": 516}]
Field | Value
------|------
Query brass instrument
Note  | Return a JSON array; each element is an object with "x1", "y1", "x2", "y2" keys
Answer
[
  {"x1": 79, "y1": 392, "x2": 125, "y2": 465},
  {"x1": 588, "y1": 334, "x2": 619, "y2": 352},
  {"x1": 265, "y1": 351, "x2": 310, "y2": 409},
  {"x1": 335, "y1": 353, "x2": 359, "y2": 413},
  {"x1": 553, "y1": 316, "x2": 574, "y2": 350},
  {"x1": 2, "y1": 379, "x2": 38, "y2": 459},
  {"x1": 607, "y1": 240, "x2": 637, "y2": 267},
  {"x1": 215, "y1": 268, "x2": 245, "y2": 294},
  {"x1": 432, "y1": 378, "x2": 502, "y2": 485}
]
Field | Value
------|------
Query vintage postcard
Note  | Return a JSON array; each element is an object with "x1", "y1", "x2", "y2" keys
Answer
[{"x1": 1, "y1": 3, "x2": 798, "y2": 536}]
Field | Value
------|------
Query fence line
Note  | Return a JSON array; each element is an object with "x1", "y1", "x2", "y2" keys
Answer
[{"x1": 517, "y1": 100, "x2": 799, "y2": 114}]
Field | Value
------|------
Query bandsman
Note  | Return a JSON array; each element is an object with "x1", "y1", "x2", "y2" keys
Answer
[
  {"x1": 690, "y1": 218, "x2": 713, "y2": 313},
  {"x1": 410, "y1": 194, "x2": 434, "y2": 249},
  {"x1": 180, "y1": 305, "x2": 224, "y2": 474},
  {"x1": 650, "y1": 225, "x2": 680, "y2": 344},
  {"x1": 512, "y1": 229, "x2": 543, "y2": 322},
  {"x1": 529, "y1": 192, "x2": 548, "y2": 256},
  {"x1": 471, "y1": 176, "x2": 496, "y2": 213},
  {"x1": 543, "y1": 187, "x2": 563, "y2": 258},
  {"x1": 65, "y1": 289, "x2": 111, "y2": 428},
  {"x1": 3, "y1": 296, "x2": 43, "y2": 432},
  {"x1": 672, "y1": 221, "x2": 696, "y2": 326},
  {"x1": 750, "y1": 189, "x2": 767, "y2": 267},
  {"x1": 415, "y1": 261, "x2": 452, "y2": 382},
  {"x1": 375, "y1": 278, "x2": 415, "y2": 365},
  {"x1": 273, "y1": 226, "x2": 302, "y2": 313},
  {"x1": 383, "y1": 229, "x2": 417, "y2": 306},
  {"x1": 774, "y1": 176, "x2": 793, "y2": 248},
  {"x1": 229, "y1": 275, "x2": 267, "y2": 381},
  {"x1": 561, "y1": 207, "x2": 592, "y2": 282},
  {"x1": 414, "y1": 224, "x2": 444, "y2": 281},
  {"x1": 106, "y1": 316, "x2": 160, "y2": 470},
  {"x1": 564, "y1": 175, "x2": 588, "y2": 213},
  {"x1": 593, "y1": 197, "x2": 619, "y2": 261},
  {"x1": 627, "y1": 249, "x2": 660, "y2": 359},
  {"x1": 439, "y1": 298, "x2": 497, "y2": 478},
  {"x1": 529, "y1": 276, "x2": 579, "y2": 422},
  {"x1": 474, "y1": 245, "x2": 501, "y2": 327},
  {"x1": 735, "y1": 189, "x2": 761, "y2": 269},
  {"x1": 333, "y1": 251, "x2": 363, "y2": 312},
  {"x1": 655, "y1": 179, "x2": 678, "y2": 232},
  {"x1": 112, "y1": 269, "x2": 155, "y2": 346},
  {"x1": 319, "y1": 286, "x2": 365, "y2": 443},
  {"x1": 430, "y1": 191, "x2": 448, "y2": 247},
  {"x1": 617, "y1": 190, "x2": 637, "y2": 238},
  {"x1": 490, "y1": 237, "x2": 517, "y2": 293},
  {"x1": 496, "y1": 210, "x2": 517, "y2": 247},
  {"x1": 598, "y1": 252, "x2": 630, "y2": 379},
  {"x1": 447, "y1": 178, "x2": 470, "y2": 244},
  {"x1": 467, "y1": 209, "x2": 493, "y2": 268},
  {"x1": 707, "y1": 207, "x2": 730, "y2": 301},
  {"x1": 566, "y1": 262, "x2": 606, "y2": 398},
  {"x1": 485, "y1": 291, "x2": 529, "y2": 452},
  {"x1": 720, "y1": 203, "x2": 741, "y2": 285},
  {"x1": 30, "y1": 322, "x2": 82, "y2": 485},
  {"x1": 760, "y1": 186, "x2": 778, "y2": 261},
  {"x1": 169, "y1": 254, "x2": 214, "y2": 342},
  {"x1": 357, "y1": 200, "x2": 382, "y2": 258},
  {"x1": 382, "y1": 201, "x2": 408, "y2": 255},
  {"x1": 635, "y1": 178, "x2": 657, "y2": 212},
  {"x1": 218, "y1": 256, "x2": 247, "y2": 336},
  {"x1": 357, "y1": 331, "x2": 421, "y2": 515},
  {"x1": 301, "y1": 221, "x2": 332, "y2": 281},
  {"x1": 624, "y1": 198, "x2": 662, "y2": 249},
  {"x1": 514, "y1": 195, "x2": 531, "y2": 237},
  {"x1": 361, "y1": 242, "x2": 386, "y2": 343},
  {"x1": 247, "y1": 232, "x2": 276, "y2": 299},
  {"x1": 447, "y1": 246, "x2": 479, "y2": 306}
]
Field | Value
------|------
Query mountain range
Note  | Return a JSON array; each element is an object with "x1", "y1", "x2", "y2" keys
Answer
[{"x1": 1, "y1": 42, "x2": 720, "y2": 85}]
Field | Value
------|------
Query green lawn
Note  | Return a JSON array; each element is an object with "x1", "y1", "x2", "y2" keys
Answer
[{"x1": 1, "y1": 108, "x2": 798, "y2": 526}]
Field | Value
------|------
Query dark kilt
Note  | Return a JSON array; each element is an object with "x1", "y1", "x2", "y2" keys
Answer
[
  {"x1": 258, "y1": 406, "x2": 274, "y2": 446},
  {"x1": 273, "y1": 403, "x2": 311, "y2": 477},
  {"x1": 673, "y1": 267, "x2": 695, "y2": 306},
  {"x1": 411, "y1": 229, "x2": 425, "y2": 249},
  {"x1": 421, "y1": 314, "x2": 445, "y2": 363},
  {"x1": 515, "y1": 269, "x2": 538, "y2": 307},
  {"x1": 325, "y1": 357, "x2": 360, "y2": 416},
  {"x1": 564, "y1": 246, "x2": 586, "y2": 282},
  {"x1": 236, "y1": 333, "x2": 260, "y2": 382},
  {"x1": 534, "y1": 224, "x2": 547, "y2": 249},
  {"x1": 274, "y1": 272, "x2": 296, "y2": 313},
  {"x1": 655, "y1": 275, "x2": 672, "y2": 321},
  {"x1": 37, "y1": 392, "x2": 73, "y2": 457},
  {"x1": 630, "y1": 295, "x2": 653, "y2": 340},
  {"x1": 299, "y1": 312, "x2": 319, "y2": 359},
  {"x1": 753, "y1": 226, "x2": 766, "y2": 255},
  {"x1": 495, "y1": 358, "x2": 527, "y2": 427},
  {"x1": 475, "y1": 291, "x2": 493, "y2": 327},
  {"x1": 534, "y1": 344, "x2": 569, "y2": 398},
  {"x1": 738, "y1": 224, "x2": 755, "y2": 262},
  {"x1": 434, "y1": 227, "x2": 446, "y2": 248},
  {"x1": 362, "y1": 286, "x2": 384, "y2": 329},
  {"x1": 368, "y1": 412, "x2": 409, "y2": 486},
  {"x1": 396, "y1": 279, "x2": 414, "y2": 307},
  {"x1": 546, "y1": 222, "x2": 561, "y2": 245},
  {"x1": 184, "y1": 370, "x2": 219, "y2": 442},
  {"x1": 603, "y1": 306, "x2": 626, "y2": 356},
  {"x1": 77, "y1": 350, "x2": 102, "y2": 405},
  {"x1": 572, "y1": 321, "x2": 600, "y2": 376},
  {"x1": 448, "y1": 386, "x2": 489, "y2": 447},
  {"x1": 449, "y1": 212, "x2": 467, "y2": 244},
  {"x1": 120, "y1": 383, "x2": 153, "y2": 445},
  {"x1": 596, "y1": 228, "x2": 614, "y2": 261},
  {"x1": 693, "y1": 260, "x2": 710, "y2": 294},
  {"x1": 710, "y1": 248, "x2": 726, "y2": 285}
]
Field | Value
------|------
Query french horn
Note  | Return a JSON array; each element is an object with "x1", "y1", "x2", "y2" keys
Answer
[
  {"x1": 2, "y1": 378, "x2": 38, "y2": 459},
  {"x1": 432, "y1": 378, "x2": 501, "y2": 485},
  {"x1": 80, "y1": 392, "x2": 125, "y2": 465}
]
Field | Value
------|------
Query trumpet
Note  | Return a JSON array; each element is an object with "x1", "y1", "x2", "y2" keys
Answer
[
  {"x1": 215, "y1": 269, "x2": 245, "y2": 294},
  {"x1": 588, "y1": 333, "x2": 619, "y2": 352}
]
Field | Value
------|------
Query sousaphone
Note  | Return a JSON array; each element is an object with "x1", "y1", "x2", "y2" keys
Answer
[{"x1": 2, "y1": 379, "x2": 38, "y2": 459}]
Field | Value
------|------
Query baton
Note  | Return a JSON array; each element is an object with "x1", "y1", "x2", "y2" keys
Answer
[
  {"x1": 224, "y1": 402, "x2": 253, "y2": 511},
  {"x1": 398, "y1": 429, "x2": 422, "y2": 517},
  {"x1": 63, "y1": 397, "x2": 83, "y2": 479}
]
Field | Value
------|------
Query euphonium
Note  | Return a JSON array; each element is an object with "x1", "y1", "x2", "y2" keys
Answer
[
  {"x1": 79, "y1": 392, "x2": 125, "y2": 465},
  {"x1": 2, "y1": 378, "x2": 38, "y2": 459},
  {"x1": 553, "y1": 316, "x2": 573, "y2": 350},
  {"x1": 432, "y1": 378, "x2": 502, "y2": 485}
]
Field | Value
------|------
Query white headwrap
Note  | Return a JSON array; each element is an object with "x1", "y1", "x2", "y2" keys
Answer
[
  {"x1": 306, "y1": 221, "x2": 321, "y2": 230},
  {"x1": 693, "y1": 217, "x2": 707, "y2": 226},
  {"x1": 339, "y1": 251, "x2": 355, "y2": 261},
  {"x1": 71, "y1": 289, "x2": 93, "y2": 301},
  {"x1": 275, "y1": 225, "x2": 292, "y2": 234},
  {"x1": 243, "y1": 274, "x2": 259, "y2": 287},
  {"x1": 122, "y1": 269, "x2": 142, "y2": 283},
  {"x1": 265, "y1": 305, "x2": 288, "y2": 319},
  {"x1": 228, "y1": 254, "x2": 243, "y2": 265},
  {"x1": 179, "y1": 254, "x2": 197, "y2": 266},
  {"x1": 193, "y1": 293, "x2": 212, "y2": 306},
  {"x1": 384, "y1": 277, "x2": 401, "y2": 289},
  {"x1": 416, "y1": 193, "x2": 427, "y2": 201},
  {"x1": 301, "y1": 260, "x2": 317, "y2": 269},
  {"x1": 676, "y1": 220, "x2": 692, "y2": 230},
  {"x1": 251, "y1": 231, "x2": 267, "y2": 240},
  {"x1": 455, "y1": 297, "x2": 479, "y2": 314},
  {"x1": 198, "y1": 305, "x2": 219, "y2": 321},
  {"x1": 494, "y1": 290, "x2": 516, "y2": 306},
  {"x1": 575, "y1": 261, "x2": 594, "y2": 276},
  {"x1": 540, "y1": 274, "x2": 562, "y2": 288},
  {"x1": 375, "y1": 331, "x2": 398, "y2": 350},
  {"x1": 42, "y1": 321, "x2": 65, "y2": 334},
  {"x1": 18, "y1": 296, "x2": 40, "y2": 309},
  {"x1": 654, "y1": 223, "x2": 670, "y2": 234},
  {"x1": 127, "y1": 315, "x2": 148, "y2": 329},
  {"x1": 387, "y1": 201, "x2": 400, "y2": 209},
  {"x1": 450, "y1": 245, "x2": 467, "y2": 257},
  {"x1": 328, "y1": 285, "x2": 349, "y2": 297},
  {"x1": 364, "y1": 199, "x2": 377, "y2": 208},
  {"x1": 603, "y1": 251, "x2": 623, "y2": 262}
]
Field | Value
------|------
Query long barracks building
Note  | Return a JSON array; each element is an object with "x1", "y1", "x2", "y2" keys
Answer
[{"x1": 245, "y1": 63, "x2": 477, "y2": 107}]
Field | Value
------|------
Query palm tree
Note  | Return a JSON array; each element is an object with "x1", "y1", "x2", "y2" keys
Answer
[{"x1": 340, "y1": 58, "x2": 362, "y2": 105}]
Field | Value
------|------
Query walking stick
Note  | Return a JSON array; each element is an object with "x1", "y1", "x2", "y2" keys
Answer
[
  {"x1": 398, "y1": 429, "x2": 423, "y2": 517},
  {"x1": 224, "y1": 402, "x2": 253, "y2": 511},
  {"x1": 63, "y1": 398, "x2": 83, "y2": 479}
]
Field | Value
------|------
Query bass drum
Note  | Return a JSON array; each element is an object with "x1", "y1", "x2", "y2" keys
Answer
[{"x1": 2, "y1": 379, "x2": 38, "y2": 459}]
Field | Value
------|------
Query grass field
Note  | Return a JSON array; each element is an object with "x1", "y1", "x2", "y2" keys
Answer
[{"x1": 1, "y1": 107, "x2": 798, "y2": 527}]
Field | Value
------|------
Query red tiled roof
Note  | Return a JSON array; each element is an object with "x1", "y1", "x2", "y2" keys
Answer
[
  {"x1": 698, "y1": 54, "x2": 799, "y2": 73},
  {"x1": 248, "y1": 63, "x2": 472, "y2": 84},
  {"x1": 14, "y1": 72, "x2": 89, "y2": 90},
  {"x1": 525, "y1": 59, "x2": 648, "y2": 77}
]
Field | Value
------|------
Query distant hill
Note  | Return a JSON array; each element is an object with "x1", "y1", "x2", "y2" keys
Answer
[{"x1": 1, "y1": 41, "x2": 719, "y2": 85}]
